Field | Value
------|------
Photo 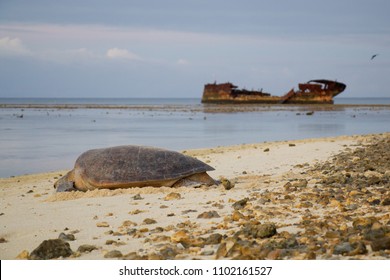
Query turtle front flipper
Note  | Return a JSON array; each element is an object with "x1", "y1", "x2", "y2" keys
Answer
[{"x1": 54, "y1": 170, "x2": 77, "y2": 192}]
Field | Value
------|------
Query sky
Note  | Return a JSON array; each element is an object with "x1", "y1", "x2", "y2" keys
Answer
[{"x1": 0, "y1": 0, "x2": 389, "y2": 98}]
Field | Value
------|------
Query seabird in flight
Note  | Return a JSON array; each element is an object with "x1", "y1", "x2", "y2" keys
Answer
[{"x1": 371, "y1": 54, "x2": 379, "y2": 60}]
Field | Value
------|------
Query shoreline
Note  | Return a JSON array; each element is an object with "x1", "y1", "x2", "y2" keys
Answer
[
  {"x1": 1, "y1": 103, "x2": 390, "y2": 113},
  {"x1": 0, "y1": 133, "x2": 389, "y2": 260}
]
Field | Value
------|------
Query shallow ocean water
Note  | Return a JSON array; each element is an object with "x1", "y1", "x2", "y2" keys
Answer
[{"x1": 0, "y1": 98, "x2": 389, "y2": 177}]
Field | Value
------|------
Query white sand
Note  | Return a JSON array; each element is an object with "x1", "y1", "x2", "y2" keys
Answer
[{"x1": 0, "y1": 134, "x2": 379, "y2": 259}]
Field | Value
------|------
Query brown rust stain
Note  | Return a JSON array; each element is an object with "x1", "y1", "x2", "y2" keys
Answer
[{"x1": 202, "y1": 80, "x2": 346, "y2": 104}]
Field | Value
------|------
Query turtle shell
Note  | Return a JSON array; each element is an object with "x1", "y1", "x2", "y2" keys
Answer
[{"x1": 73, "y1": 145, "x2": 214, "y2": 190}]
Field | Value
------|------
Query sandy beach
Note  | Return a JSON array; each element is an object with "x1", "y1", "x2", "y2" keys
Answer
[{"x1": 1, "y1": 133, "x2": 389, "y2": 260}]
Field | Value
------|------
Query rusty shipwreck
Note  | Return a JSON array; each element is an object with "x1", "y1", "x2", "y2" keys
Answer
[{"x1": 201, "y1": 79, "x2": 346, "y2": 104}]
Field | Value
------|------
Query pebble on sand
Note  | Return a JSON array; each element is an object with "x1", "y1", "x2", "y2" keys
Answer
[
  {"x1": 104, "y1": 250, "x2": 123, "y2": 258},
  {"x1": 96, "y1": 222, "x2": 110, "y2": 228},
  {"x1": 164, "y1": 192, "x2": 182, "y2": 201},
  {"x1": 220, "y1": 177, "x2": 235, "y2": 190},
  {"x1": 78, "y1": 244, "x2": 98, "y2": 253},
  {"x1": 197, "y1": 211, "x2": 221, "y2": 219}
]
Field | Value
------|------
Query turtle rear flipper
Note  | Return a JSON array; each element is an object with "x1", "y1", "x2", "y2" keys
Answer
[{"x1": 172, "y1": 172, "x2": 216, "y2": 188}]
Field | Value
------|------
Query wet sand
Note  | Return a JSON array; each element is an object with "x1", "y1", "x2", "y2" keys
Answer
[{"x1": 0, "y1": 133, "x2": 389, "y2": 260}]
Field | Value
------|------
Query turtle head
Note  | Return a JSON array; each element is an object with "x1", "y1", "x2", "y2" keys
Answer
[{"x1": 54, "y1": 170, "x2": 77, "y2": 192}]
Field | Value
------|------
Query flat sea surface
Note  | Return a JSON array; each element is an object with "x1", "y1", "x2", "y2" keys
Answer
[{"x1": 1, "y1": 97, "x2": 389, "y2": 177}]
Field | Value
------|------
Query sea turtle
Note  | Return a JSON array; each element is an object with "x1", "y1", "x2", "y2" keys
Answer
[{"x1": 54, "y1": 145, "x2": 215, "y2": 192}]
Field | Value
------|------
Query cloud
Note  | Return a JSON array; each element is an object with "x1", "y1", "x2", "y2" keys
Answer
[
  {"x1": 106, "y1": 48, "x2": 141, "y2": 60},
  {"x1": 37, "y1": 47, "x2": 100, "y2": 64},
  {"x1": 177, "y1": 58, "x2": 189, "y2": 65},
  {"x1": 0, "y1": 37, "x2": 31, "y2": 56},
  {"x1": 0, "y1": 35, "x2": 100, "y2": 65},
  {"x1": 0, "y1": 23, "x2": 245, "y2": 50}
]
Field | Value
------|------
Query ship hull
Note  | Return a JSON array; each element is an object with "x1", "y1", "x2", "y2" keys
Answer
[
  {"x1": 202, "y1": 98, "x2": 334, "y2": 104},
  {"x1": 201, "y1": 80, "x2": 346, "y2": 104}
]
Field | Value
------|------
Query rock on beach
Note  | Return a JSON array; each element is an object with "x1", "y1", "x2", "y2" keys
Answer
[{"x1": 30, "y1": 239, "x2": 73, "y2": 260}]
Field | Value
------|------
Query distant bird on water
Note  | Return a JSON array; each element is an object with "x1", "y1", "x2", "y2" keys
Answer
[{"x1": 371, "y1": 54, "x2": 379, "y2": 60}]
